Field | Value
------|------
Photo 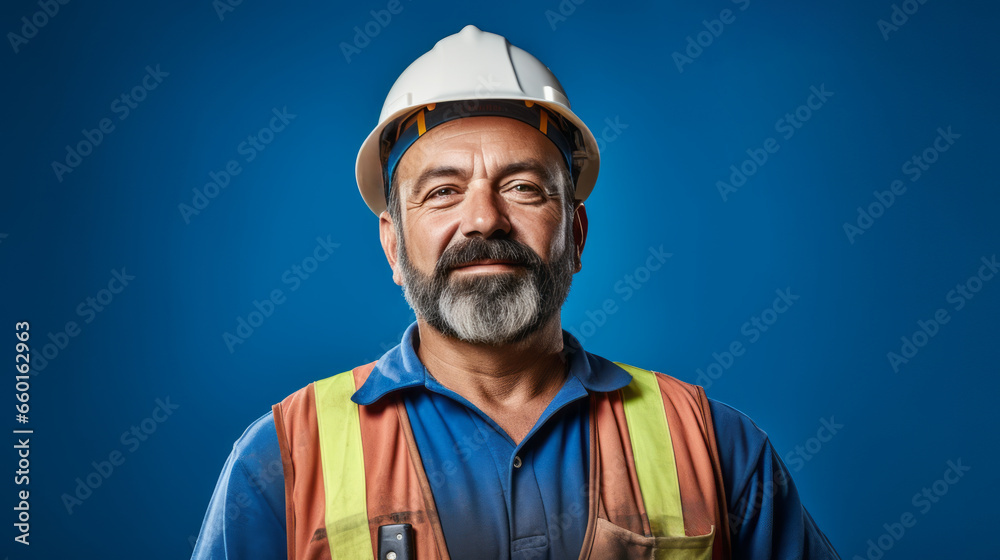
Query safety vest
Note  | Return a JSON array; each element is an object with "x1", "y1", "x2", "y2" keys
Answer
[{"x1": 273, "y1": 361, "x2": 731, "y2": 559}]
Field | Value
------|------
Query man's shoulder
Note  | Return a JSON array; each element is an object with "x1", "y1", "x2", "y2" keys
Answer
[
  {"x1": 613, "y1": 363, "x2": 766, "y2": 432},
  {"x1": 244, "y1": 366, "x2": 371, "y2": 455},
  {"x1": 230, "y1": 410, "x2": 280, "y2": 464},
  {"x1": 705, "y1": 398, "x2": 770, "y2": 451},
  {"x1": 606, "y1": 361, "x2": 772, "y2": 504},
  {"x1": 273, "y1": 369, "x2": 351, "y2": 409},
  {"x1": 650, "y1": 368, "x2": 708, "y2": 396},
  {"x1": 703, "y1": 398, "x2": 773, "y2": 501},
  {"x1": 621, "y1": 364, "x2": 769, "y2": 448},
  {"x1": 274, "y1": 363, "x2": 379, "y2": 410},
  {"x1": 612, "y1": 361, "x2": 718, "y2": 409}
]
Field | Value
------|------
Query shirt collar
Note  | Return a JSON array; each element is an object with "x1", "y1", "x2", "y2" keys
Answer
[{"x1": 351, "y1": 321, "x2": 633, "y2": 405}]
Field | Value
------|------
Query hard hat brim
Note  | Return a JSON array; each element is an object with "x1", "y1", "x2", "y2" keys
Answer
[{"x1": 355, "y1": 94, "x2": 600, "y2": 216}]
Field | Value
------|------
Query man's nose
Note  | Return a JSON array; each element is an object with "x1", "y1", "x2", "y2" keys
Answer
[{"x1": 459, "y1": 185, "x2": 511, "y2": 238}]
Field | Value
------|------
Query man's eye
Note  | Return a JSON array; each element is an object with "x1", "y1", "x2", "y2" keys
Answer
[
  {"x1": 511, "y1": 183, "x2": 540, "y2": 193},
  {"x1": 430, "y1": 187, "x2": 455, "y2": 197}
]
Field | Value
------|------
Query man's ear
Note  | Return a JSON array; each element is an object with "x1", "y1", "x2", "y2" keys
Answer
[
  {"x1": 572, "y1": 202, "x2": 588, "y2": 273},
  {"x1": 379, "y1": 210, "x2": 404, "y2": 286}
]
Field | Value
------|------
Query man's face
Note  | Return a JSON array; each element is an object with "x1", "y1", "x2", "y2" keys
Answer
[{"x1": 379, "y1": 116, "x2": 587, "y2": 345}]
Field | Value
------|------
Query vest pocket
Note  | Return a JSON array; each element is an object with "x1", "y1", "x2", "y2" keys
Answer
[{"x1": 589, "y1": 517, "x2": 714, "y2": 560}]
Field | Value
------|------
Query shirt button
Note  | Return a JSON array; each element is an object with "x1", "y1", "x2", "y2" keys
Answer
[{"x1": 513, "y1": 455, "x2": 522, "y2": 468}]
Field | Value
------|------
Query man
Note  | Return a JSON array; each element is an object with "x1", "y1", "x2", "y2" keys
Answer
[{"x1": 192, "y1": 25, "x2": 841, "y2": 559}]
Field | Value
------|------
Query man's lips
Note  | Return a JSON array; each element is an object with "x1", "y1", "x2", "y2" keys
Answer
[{"x1": 450, "y1": 259, "x2": 524, "y2": 271}]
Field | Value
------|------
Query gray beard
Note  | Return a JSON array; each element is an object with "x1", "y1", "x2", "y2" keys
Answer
[{"x1": 397, "y1": 231, "x2": 576, "y2": 346}]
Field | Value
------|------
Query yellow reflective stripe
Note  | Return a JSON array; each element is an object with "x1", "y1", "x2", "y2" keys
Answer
[
  {"x1": 314, "y1": 371, "x2": 371, "y2": 558},
  {"x1": 615, "y1": 362, "x2": 686, "y2": 537}
]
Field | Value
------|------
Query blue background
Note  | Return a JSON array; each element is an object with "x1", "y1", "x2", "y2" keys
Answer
[{"x1": 3, "y1": 0, "x2": 997, "y2": 558}]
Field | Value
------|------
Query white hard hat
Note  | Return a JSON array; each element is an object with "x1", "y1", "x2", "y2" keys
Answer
[{"x1": 355, "y1": 24, "x2": 600, "y2": 215}]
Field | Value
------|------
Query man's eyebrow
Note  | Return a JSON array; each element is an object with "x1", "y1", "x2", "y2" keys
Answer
[
  {"x1": 495, "y1": 160, "x2": 559, "y2": 187},
  {"x1": 408, "y1": 165, "x2": 467, "y2": 198},
  {"x1": 408, "y1": 159, "x2": 560, "y2": 197}
]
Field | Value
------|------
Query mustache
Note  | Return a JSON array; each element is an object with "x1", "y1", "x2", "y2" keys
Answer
[{"x1": 433, "y1": 237, "x2": 543, "y2": 277}]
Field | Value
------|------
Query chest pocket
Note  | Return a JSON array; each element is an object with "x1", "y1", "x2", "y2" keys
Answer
[{"x1": 590, "y1": 518, "x2": 714, "y2": 560}]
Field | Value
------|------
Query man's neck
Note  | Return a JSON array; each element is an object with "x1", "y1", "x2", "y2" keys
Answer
[{"x1": 413, "y1": 316, "x2": 568, "y2": 444}]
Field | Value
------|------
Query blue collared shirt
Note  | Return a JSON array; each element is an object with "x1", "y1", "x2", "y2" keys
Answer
[{"x1": 192, "y1": 323, "x2": 840, "y2": 559}]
